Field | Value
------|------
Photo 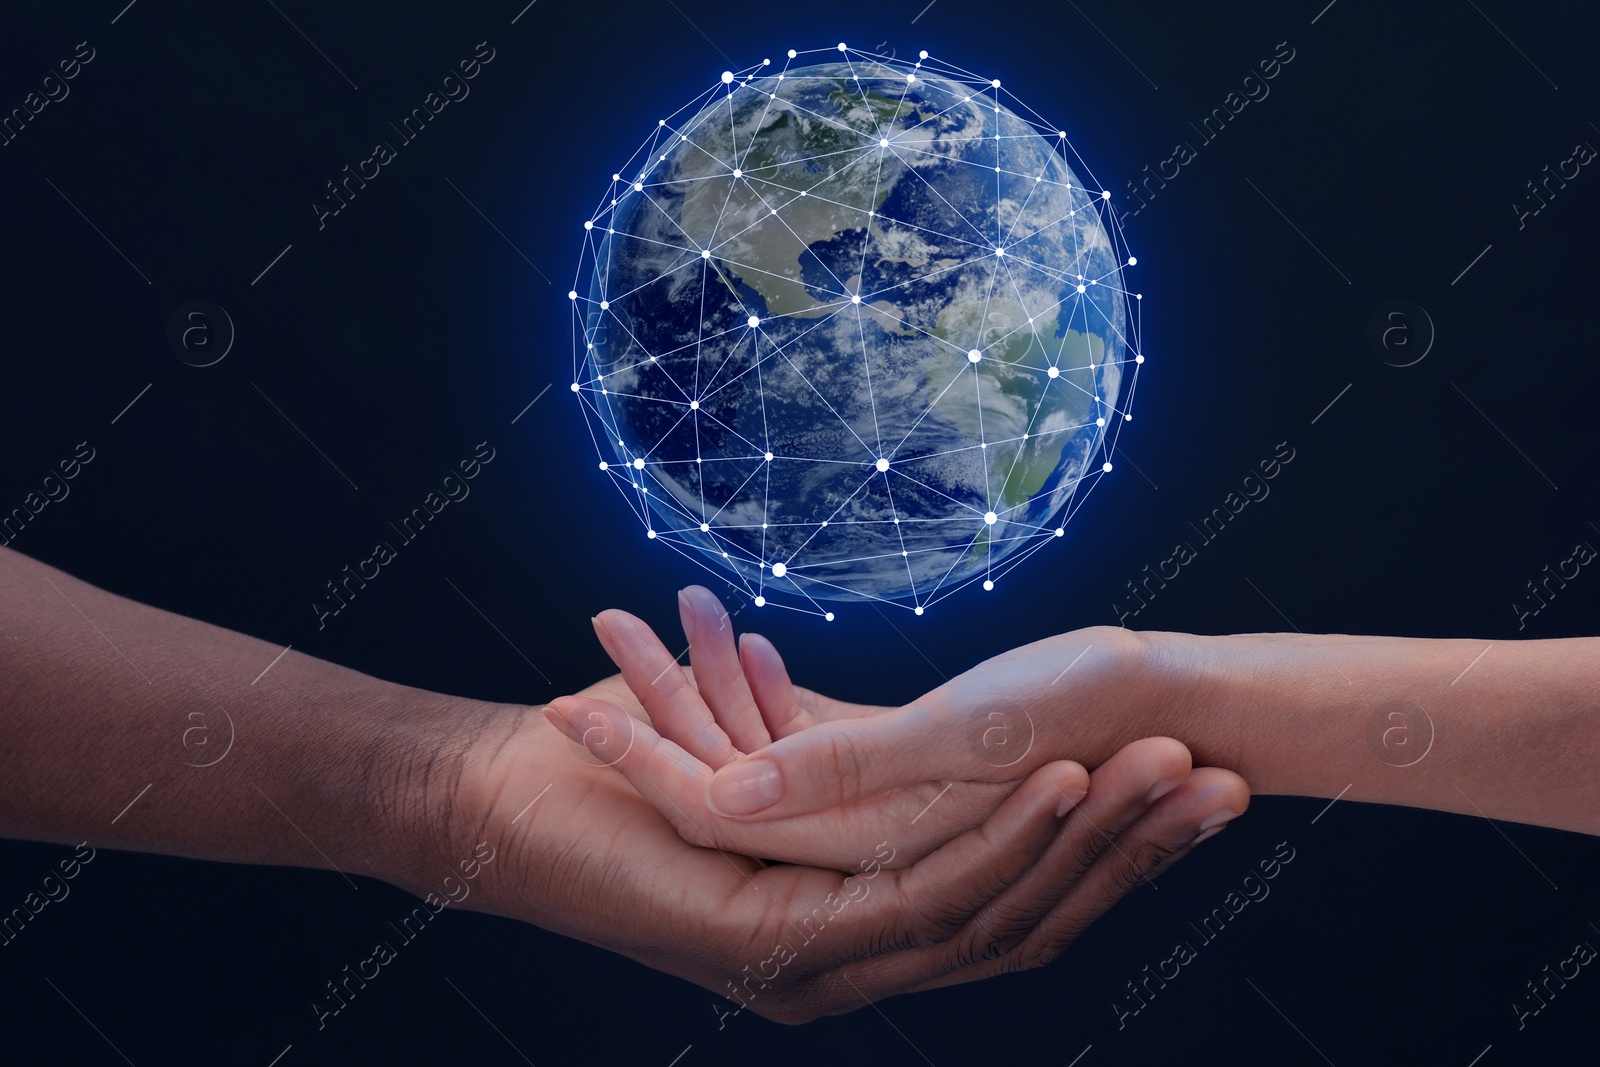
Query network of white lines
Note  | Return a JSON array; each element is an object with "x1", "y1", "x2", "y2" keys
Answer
[{"x1": 569, "y1": 44, "x2": 1144, "y2": 619}]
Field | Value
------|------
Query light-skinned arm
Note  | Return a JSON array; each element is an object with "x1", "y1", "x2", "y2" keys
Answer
[{"x1": 696, "y1": 622, "x2": 1600, "y2": 836}]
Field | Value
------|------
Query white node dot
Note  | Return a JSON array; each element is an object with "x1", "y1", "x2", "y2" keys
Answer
[
  {"x1": 919, "y1": 49, "x2": 929, "y2": 59},
  {"x1": 906, "y1": 73, "x2": 916, "y2": 83},
  {"x1": 1047, "y1": 366, "x2": 1060, "y2": 378},
  {"x1": 996, "y1": 246, "x2": 1006, "y2": 257},
  {"x1": 1102, "y1": 462, "x2": 1113, "y2": 472},
  {"x1": 1135, "y1": 354, "x2": 1145, "y2": 363},
  {"x1": 1128, "y1": 256, "x2": 1137, "y2": 266},
  {"x1": 1137, "y1": 293, "x2": 1143, "y2": 300},
  {"x1": 598, "y1": 461, "x2": 608, "y2": 470},
  {"x1": 632, "y1": 457, "x2": 644, "y2": 469},
  {"x1": 1096, "y1": 417, "x2": 1106, "y2": 426},
  {"x1": 600, "y1": 299, "x2": 610, "y2": 309},
  {"x1": 1056, "y1": 527, "x2": 1065, "y2": 536},
  {"x1": 825, "y1": 611, "x2": 835, "y2": 622},
  {"x1": 879, "y1": 138, "x2": 889, "y2": 147},
  {"x1": 612, "y1": 173, "x2": 620, "y2": 181},
  {"x1": 755, "y1": 595, "x2": 766, "y2": 607},
  {"x1": 646, "y1": 529, "x2": 656, "y2": 539},
  {"x1": 984, "y1": 580, "x2": 994, "y2": 591},
  {"x1": 851, "y1": 294, "x2": 862, "y2": 304},
  {"x1": 894, "y1": 518, "x2": 900, "y2": 525},
  {"x1": 876, "y1": 457, "x2": 889, "y2": 472},
  {"x1": 748, "y1": 315, "x2": 760, "y2": 328},
  {"x1": 567, "y1": 290, "x2": 577, "y2": 300},
  {"x1": 763, "y1": 451, "x2": 774, "y2": 462},
  {"x1": 570, "y1": 381, "x2": 580, "y2": 391},
  {"x1": 1022, "y1": 432, "x2": 1029, "y2": 440},
  {"x1": 800, "y1": 190, "x2": 807, "y2": 196},
  {"x1": 700, "y1": 522, "x2": 710, "y2": 533},
  {"x1": 1076, "y1": 284, "x2": 1086, "y2": 293},
  {"x1": 772, "y1": 562, "x2": 787, "y2": 578},
  {"x1": 968, "y1": 349, "x2": 982, "y2": 363},
  {"x1": 1057, "y1": 130, "x2": 1066, "y2": 138},
  {"x1": 1124, "y1": 413, "x2": 1133, "y2": 421},
  {"x1": 721, "y1": 71, "x2": 734, "y2": 84},
  {"x1": 763, "y1": 58, "x2": 770, "y2": 65},
  {"x1": 633, "y1": 182, "x2": 643, "y2": 191},
  {"x1": 787, "y1": 49, "x2": 797, "y2": 58},
  {"x1": 991, "y1": 78, "x2": 1001, "y2": 87},
  {"x1": 584, "y1": 220, "x2": 593, "y2": 230},
  {"x1": 702, "y1": 249, "x2": 711, "y2": 259},
  {"x1": 915, "y1": 606, "x2": 925, "y2": 615},
  {"x1": 695, "y1": 457, "x2": 702, "y2": 464},
  {"x1": 821, "y1": 520, "x2": 828, "y2": 527},
  {"x1": 984, "y1": 511, "x2": 997, "y2": 525},
  {"x1": 690, "y1": 399, "x2": 700, "y2": 410},
  {"x1": 837, "y1": 42, "x2": 847, "y2": 51},
  {"x1": 1102, "y1": 189, "x2": 1111, "y2": 199},
  {"x1": 733, "y1": 168, "x2": 743, "y2": 178}
]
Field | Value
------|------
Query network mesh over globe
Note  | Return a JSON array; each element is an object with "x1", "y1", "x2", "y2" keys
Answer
[{"x1": 570, "y1": 46, "x2": 1142, "y2": 616}]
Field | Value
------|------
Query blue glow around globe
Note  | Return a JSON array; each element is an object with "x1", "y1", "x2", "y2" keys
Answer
[{"x1": 571, "y1": 49, "x2": 1139, "y2": 615}]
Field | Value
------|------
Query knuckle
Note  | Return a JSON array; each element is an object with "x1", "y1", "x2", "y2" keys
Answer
[
  {"x1": 1114, "y1": 838, "x2": 1182, "y2": 893},
  {"x1": 809, "y1": 732, "x2": 868, "y2": 803}
]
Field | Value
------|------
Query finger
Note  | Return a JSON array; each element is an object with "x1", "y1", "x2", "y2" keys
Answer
[
  {"x1": 815, "y1": 759, "x2": 1089, "y2": 979},
  {"x1": 592, "y1": 609, "x2": 738, "y2": 768},
  {"x1": 737, "y1": 631, "x2": 813, "y2": 739},
  {"x1": 543, "y1": 695, "x2": 726, "y2": 847},
  {"x1": 921, "y1": 764, "x2": 1250, "y2": 990},
  {"x1": 847, "y1": 737, "x2": 1191, "y2": 992},
  {"x1": 679, "y1": 586, "x2": 770, "y2": 753},
  {"x1": 704, "y1": 702, "x2": 1006, "y2": 819}
]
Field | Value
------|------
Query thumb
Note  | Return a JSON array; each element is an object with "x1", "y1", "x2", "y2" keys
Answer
[{"x1": 705, "y1": 700, "x2": 1035, "y2": 818}]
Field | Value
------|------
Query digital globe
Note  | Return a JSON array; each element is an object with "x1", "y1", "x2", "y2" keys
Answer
[{"x1": 569, "y1": 45, "x2": 1143, "y2": 618}]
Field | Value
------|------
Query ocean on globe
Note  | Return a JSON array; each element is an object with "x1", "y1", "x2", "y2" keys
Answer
[{"x1": 570, "y1": 48, "x2": 1140, "y2": 615}]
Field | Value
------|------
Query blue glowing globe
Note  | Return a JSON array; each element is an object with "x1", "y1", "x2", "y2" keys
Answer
[{"x1": 570, "y1": 48, "x2": 1140, "y2": 615}]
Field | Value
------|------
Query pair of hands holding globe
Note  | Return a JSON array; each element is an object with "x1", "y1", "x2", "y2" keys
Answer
[{"x1": 513, "y1": 585, "x2": 1248, "y2": 1021}]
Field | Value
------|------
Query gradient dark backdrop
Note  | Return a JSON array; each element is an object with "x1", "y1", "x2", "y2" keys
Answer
[{"x1": 2, "y1": 0, "x2": 1598, "y2": 1063}]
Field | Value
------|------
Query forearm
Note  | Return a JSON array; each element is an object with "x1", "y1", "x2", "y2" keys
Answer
[
  {"x1": 0, "y1": 547, "x2": 498, "y2": 886},
  {"x1": 1141, "y1": 630, "x2": 1600, "y2": 834}
]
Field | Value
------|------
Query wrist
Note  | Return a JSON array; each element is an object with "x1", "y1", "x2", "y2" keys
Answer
[{"x1": 351, "y1": 687, "x2": 525, "y2": 895}]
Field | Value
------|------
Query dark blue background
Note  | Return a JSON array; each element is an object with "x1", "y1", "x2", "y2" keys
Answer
[{"x1": 2, "y1": 0, "x2": 1597, "y2": 1062}]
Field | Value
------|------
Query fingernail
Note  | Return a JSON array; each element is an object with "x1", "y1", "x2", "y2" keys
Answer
[
  {"x1": 706, "y1": 758, "x2": 783, "y2": 816},
  {"x1": 1193, "y1": 808, "x2": 1241, "y2": 845},
  {"x1": 1055, "y1": 788, "x2": 1087, "y2": 818},
  {"x1": 543, "y1": 701, "x2": 582, "y2": 745},
  {"x1": 677, "y1": 589, "x2": 697, "y2": 637},
  {"x1": 1146, "y1": 778, "x2": 1182, "y2": 804},
  {"x1": 591, "y1": 615, "x2": 620, "y2": 659}
]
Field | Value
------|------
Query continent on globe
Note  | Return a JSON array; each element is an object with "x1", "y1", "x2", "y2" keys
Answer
[{"x1": 571, "y1": 46, "x2": 1141, "y2": 614}]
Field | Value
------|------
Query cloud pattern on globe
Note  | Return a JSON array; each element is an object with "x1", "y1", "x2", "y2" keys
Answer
[{"x1": 571, "y1": 47, "x2": 1142, "y2": 617}]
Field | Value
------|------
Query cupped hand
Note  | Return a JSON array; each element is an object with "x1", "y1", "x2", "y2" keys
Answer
[
  {"x1": 442, "y1": 660, "x2": 1244, "y2": 1021},
  {"x1": 542, "y1": 586, "x2": 1246, "y2": 871}
]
